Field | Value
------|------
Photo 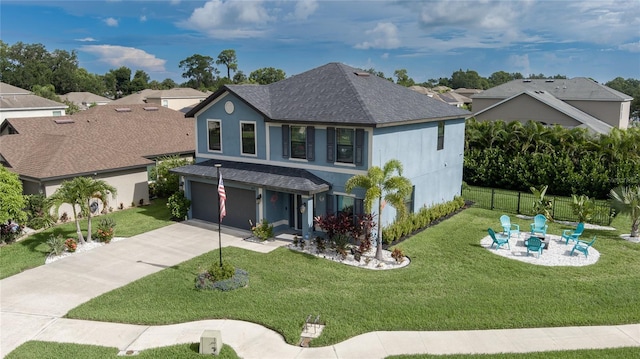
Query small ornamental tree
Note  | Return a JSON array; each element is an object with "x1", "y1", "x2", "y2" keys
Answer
[
  {"x1": 609, "y1": 186, "x2": 640, "y2": 238},
  {"x1": 0, "y1": 164, "x2": 27, "y2": 225}
]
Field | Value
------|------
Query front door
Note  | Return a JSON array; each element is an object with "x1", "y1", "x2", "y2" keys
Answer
[{"x1": 288, "y1": 194, "x2": 303, "y2": 230}]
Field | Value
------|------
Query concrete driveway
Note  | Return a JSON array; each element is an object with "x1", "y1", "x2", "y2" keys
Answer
[{"x1": 0, "y1": 221, "x2": 254, "y2": 357}]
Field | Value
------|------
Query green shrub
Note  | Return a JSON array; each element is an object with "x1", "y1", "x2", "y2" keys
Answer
[
  {"x1": 208, "y1": 261, "x2": 235, "y2": 282},
  {"x1": 251, "y1": 219, "x2": 273, "y2": 241},
  {"x1": 95, "y1": 217, "x2": 116, "y2": 242},
  {"x1": 571, "y1": 194, "x2": 596, "y2": 223},
  {"x1": 167, "y1": 191, "x2": 191, "y2": 220},
  {"x1": 47, "y1": 234, "x2": 66, "y2": 256}
]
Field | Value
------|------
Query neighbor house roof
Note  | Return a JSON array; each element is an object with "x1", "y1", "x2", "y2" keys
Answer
[
  {"x1": 475, "y1": 90, "x2": 613, "y2": 134},
  {"x1": 110, "y1": 89, "x2": 157, "y2": 105},
  {"x1": 144, "y1": 88, "x2": 208, "y2": 99},
  {"x1": 60, "y1": 92, "x2": 111, "y2": 107},
  {"x1": 0, "y1": 104, "x2": 195, "y2": 180},
  {"x1": 472, "y1": 78, "x2": 632, "y2": 101},
  {"x1": 0, "y1": 82, "x2": 31, "y2": 95},
  {"x1": 171, "y1": 159, "x2": 331, "y2": 196},
  {"x1": 0, "y1": 81, "x2": 67, "y2": 111},
  {"x1": 188, "y1": 63, "x2": 470, "y2": 126}
]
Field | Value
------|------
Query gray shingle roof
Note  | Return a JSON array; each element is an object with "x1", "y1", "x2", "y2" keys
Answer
[
  {"x1": 171, "y1": 159, "x2": 331, "y2": 196},
  {"x1": 190, "y1": 63, "x2": 470, "y2": 126},
  {"x1": 472, "y1": 78, "x2": 632, "y2": 101},
  {"x1": 0, "y1": 82, "x2": 31, "y2": 95},
  {"x1": 475, "y1": 90, "x2": 613, "y2": 134}
]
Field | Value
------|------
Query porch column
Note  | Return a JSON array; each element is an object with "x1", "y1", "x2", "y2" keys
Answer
[{"x1": 300, "y1": 196, "x2": 314, "y2": 239}]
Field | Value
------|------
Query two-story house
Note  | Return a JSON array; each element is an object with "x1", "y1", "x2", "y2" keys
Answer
[{"x1": 173, "y1": 62, "x2": 470, "y2": 238}]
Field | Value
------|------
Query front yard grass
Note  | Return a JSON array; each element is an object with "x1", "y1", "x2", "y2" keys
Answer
[
  {"x1": 66, "y1": 207, "x2": 640, "y2": 347},
  {"x1": 0, "y1": 198, "x2": 173, "y2": 279}
]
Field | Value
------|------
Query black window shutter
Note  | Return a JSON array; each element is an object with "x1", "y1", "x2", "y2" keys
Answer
[
  {"x1": 282, "y1": 125, "x2": 289, "y2": 158},
  {"x1": 326, "y1": 194, "x2": 334, "y2": 215},
  {"x1": 326, "y1": 127, "x2": 335, "y2": 163},
  {"x1": 355, "y1": 128, "x2": 364, "y2": 165},
  {"x1": 306, "y1": 126, "x2": 315, "y2": 161}
]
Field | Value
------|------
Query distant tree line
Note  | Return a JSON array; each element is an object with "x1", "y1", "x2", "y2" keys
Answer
[
  {"x1": 1, "y1": 40, "x2": 638, "y2": 119},
  {"x1": 464, "y1": 118, "x2": 640, "y2": 199}
]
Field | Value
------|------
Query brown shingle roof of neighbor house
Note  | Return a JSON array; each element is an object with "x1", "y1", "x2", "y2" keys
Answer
[
  {"x1": 144, "y1": 88, "x2": 208, "y2": 99},
  {"x1": 0, "y1": 104, "x2": 194, "y2": 180},
  {"x1": 109, "y1": 89, "x2": 157, "y2": 105}
]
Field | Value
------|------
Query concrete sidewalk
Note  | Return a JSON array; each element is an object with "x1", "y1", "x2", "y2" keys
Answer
[{"x1": 2, "y1": 221, "x2": 639, "y2": 358}]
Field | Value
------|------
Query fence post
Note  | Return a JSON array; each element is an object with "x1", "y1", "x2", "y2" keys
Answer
[
  {"x1": 491, "y1": 189, "x2": 495, "y2": 210},
  {"x1": 552, "y1": 197, "x2": 556, "y2": 219},
  {"x1": 517, "y1": 192, "x2": 521, "y2": 214}
]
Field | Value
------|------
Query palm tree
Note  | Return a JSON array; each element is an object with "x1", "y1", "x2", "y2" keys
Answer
[
  {"x1": 345, "y1": 159, "x2": 413, "y2": 260},
  {"x1": 46, "y1": 177, "x2": 116, "y2": 244},
  {"x1": 609, "y1": 186, "x2": 640, "y2": 238}
]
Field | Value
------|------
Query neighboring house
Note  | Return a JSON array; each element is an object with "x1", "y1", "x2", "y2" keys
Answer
[
  {"x1": 409, "y1": 86, "x2": 471, "y2": 108},
  {"x1": 60, "y1": 92, "x2": 112, "y2": 110},
  {"x1": 173, "y1": 62, "x2": 470, "y2": 238},
  {"x1": 112, "y1": 88, "x2": 208, "y2": 113},
  {"x1": 0, "y1": 104, "x2": 194, "y2": 218},
  {"x1": 0, "y1": 82, "x2": 67, "y2": 123},
  {"x1": 471, "y1": 78, "x2": 633, "y2": 133}
]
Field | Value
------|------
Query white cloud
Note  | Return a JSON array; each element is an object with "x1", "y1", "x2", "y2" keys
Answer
[
  {"x1": 104, "y1": 17, "x2": 118, "y2": 27},
  {"x1": 140, "y1": 15, "x2": 147, "y2": 22},
  {"x1": 508, "y1": 54, "x2": 531, "y2": 76},
  {"x1": 289, "y1": 0, "x2": 318, "y2": 20},
  {"x1": 355, "y1": 22, "x2": 401, "y2": 50},
  {"x1": 80, "y1": 45, "x2": 166, "y2": 72},
  {"x1": 619, "y1": 41, "x2": 640, "y2": 53},
  {"x1": 75, "y1": 37, "x2": 97, "y2": 42},
  {"x1": 179, "y1": 0, "x2": 272, "y2": 39},
  {"x1": 381, "y1": 53, "x2": 389, "y2": 59}
]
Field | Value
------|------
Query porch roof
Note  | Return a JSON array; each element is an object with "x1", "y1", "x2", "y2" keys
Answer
[{"x1": 171, "y1": 159, "x2": 331, "y2": 196}]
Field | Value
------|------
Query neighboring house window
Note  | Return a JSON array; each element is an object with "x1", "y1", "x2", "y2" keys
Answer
[
  {"x1": 291, "y1": 126, "x2": 306, "y2": 159},
  {"x1": 207, "y1": 120, "x2": 222, "y2": 151},
  {"x1": 405, "y1": 186, "x2": 415, "y2": 214},
  {"x1": 327, "y1": 127, "x2": 364, "y2": 165},
  {"x1": 282, "y1": 125, "x2": 315, "y2": 161},
  {"x1": 162, "y1": 99, "x2": 168, "y2": 107},
  {"x1": 53, "y1": 111, "x2": 62, "y2": 117},
  {"x1": 240, "y1": 121, "x2": 256, "y2": 155},
  {"x1": 437, "y1": 121, "x2": 445, "y2": 150}
]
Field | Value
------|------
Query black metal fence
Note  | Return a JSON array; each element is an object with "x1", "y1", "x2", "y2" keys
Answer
[{"x1": 462, "y1": 186, "x2": 613, "y2": 226}]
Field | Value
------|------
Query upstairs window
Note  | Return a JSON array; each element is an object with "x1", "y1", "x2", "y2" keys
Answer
[
  {"x1": 240, "y1": 121, "x2": 256, "y2": 155},
  {"x1": 437, "y1": 121, "x2": 445, "y2": 150},
  {"x1": 327, "y1": 127, "x2": 364, "y2": 165},
  {"x1": 282, "y1": 125, "x2": 315, "y2": 161},
  {"x1": 208, "y1": 120, "x2": 222, "y2": 151},
  {"x1": 291, "y1": 126, "x2": 306, "y2": 159}
]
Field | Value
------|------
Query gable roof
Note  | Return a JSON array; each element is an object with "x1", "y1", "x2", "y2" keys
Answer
[
  {"x1": 110, "y1": 89, "x2": 156, "y2": 105},
  {"x1": 188, "y1": 62, "x2": 470, "y2": 126},
  {"x1": 475, "y1": 90, "x2": 613, "y2": 134},
  {"x1": 0, "y1": 104, "x2": 195, "y2": 180},
  {"x1": 472, "y1": 78, "x2": 632, "y2": 101},
  {"x1": 144, "y1": 88, "x2": 208, "y2": 99}
]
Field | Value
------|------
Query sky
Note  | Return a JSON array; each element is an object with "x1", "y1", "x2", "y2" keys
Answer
[{"x1": 1, "y1": 0, "x2": 639, "y2": 85}]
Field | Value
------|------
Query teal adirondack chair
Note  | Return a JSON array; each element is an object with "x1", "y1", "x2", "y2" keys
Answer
[
  {"x1": 500, "y1": 215, "x2": 520, "y2": 238},
  {"x1": 562, "y1": 222, "x2": 585, "y2": 244},
  {"x1": 525, "y1": 236, "x2": 544, "y2": 258},
  {"x1": 571, "y1": 236, "x2": 596, "y2": 257},
  {"x1": 488, "y1": 228, "x2": 510, "y2": 250},
  {"x1": 530, "y1": 214, "x2": 548, "y2": 236}
]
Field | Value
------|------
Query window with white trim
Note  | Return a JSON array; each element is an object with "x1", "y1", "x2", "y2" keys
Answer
[
  {"x1": 291, "y1": 126, "x2": 306, "y2": 159},
  {"x1": 336, "y1": 128, "x2": 355, "y2": 163},
  {"x1": 240, "y1": 121, "x2": 256, "y2": 155},
  {"x1": 207, "y1": 120, "x2": 222, "y2": 152}
]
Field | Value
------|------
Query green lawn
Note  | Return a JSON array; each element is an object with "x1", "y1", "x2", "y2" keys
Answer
[
  {"x1": 388, "y1": 347, "x2": 640, "y2": 358},
  {"x1": 5, "y1": 341, "x2": 239, "y2": 359},
  {"x1": 0, "y1": 198, "x2": 173, "y2": 279},
  {"x1": 66, "y1": 207, "x2": 640, "y2": 348}
]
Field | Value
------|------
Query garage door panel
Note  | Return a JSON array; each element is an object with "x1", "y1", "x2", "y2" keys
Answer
[{"x1": 190, "y1": 181, "x2": 255, "y2": 230}]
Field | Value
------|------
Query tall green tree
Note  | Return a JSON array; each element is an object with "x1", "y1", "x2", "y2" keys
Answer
[
  {"x1": 249, "y1": 67, "x2": 286, "y2": 85},
  {"x1": 179, "y1": 54, "x2": 216, "y2": 89},
  {"x1": 74, "y1": 68, "x2": 107, "y2": 96},
  {"x1": 609, "y1": 186, "x2": 640, "y2": 238},
  {"x1": 46, "y1": 177, "x2": 116, "y2": 244},
  {"x1": 394, "y1": 69, "x2": 415, "y2": 87},
  {"x1": 49, "y1": 48, "x2": 79, "y2": 94},
  {"x1": 216, "y1": 49, "x2": 238, "y2": 80},
  {"x1": 31, "y1": 84, "x2": 61, "y2": 102},
  {"x1": 104, "y1": 66, "x2": 132, "y2": 98},
  {"x1": 129, "y1": 69, "x2": 150, "y2": 93},
  {"x1": 345, "y1": 159, "x2": 412, "y2": 260},
  {"x1": 0, "y1": 165, "x2": 27, "y2": 224}
]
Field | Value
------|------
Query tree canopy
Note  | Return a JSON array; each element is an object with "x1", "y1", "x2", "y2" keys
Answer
[
  {"x1": 249, "y1": 67, "x2": 286, "y2": 85},
  {"x1": 0, "y1": 165, "x2": 27, "y2": 224},
  {"x1": 216, "y1": 49, "x2": 238, "y2": 80}
]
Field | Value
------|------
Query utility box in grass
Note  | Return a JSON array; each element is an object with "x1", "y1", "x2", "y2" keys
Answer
[{"x1": 200, "y1": 330, "x2": 222, "y2": 355}]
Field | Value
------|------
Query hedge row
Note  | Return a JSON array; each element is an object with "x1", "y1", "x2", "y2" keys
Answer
[{"x1": 381, "y1": 196, "x2": 465, "y2": 244}]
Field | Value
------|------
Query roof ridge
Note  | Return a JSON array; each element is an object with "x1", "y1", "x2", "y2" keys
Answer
[{"x1": 338, "y1": 63, "x2": 377, "y2": 123}]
